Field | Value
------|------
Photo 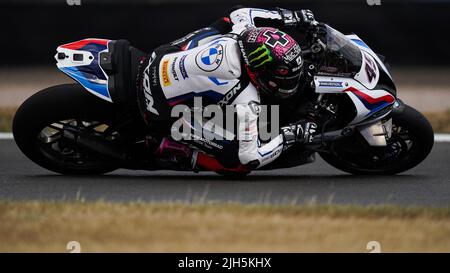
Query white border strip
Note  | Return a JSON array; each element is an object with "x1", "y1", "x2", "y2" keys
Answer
[
  {"x1": 435, "y1": 134, "x2": 450, "y2": 142},
  {"x1": 0, "y1": 133, "x2": 13, "y2": 140},
  {"x1": 1, "y1": 132, "x2": 450, "y2": 142}
]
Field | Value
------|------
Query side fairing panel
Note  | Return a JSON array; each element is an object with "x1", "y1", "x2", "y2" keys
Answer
[
  {"x1": 354, "y1": 51, "x2": 380, "y2": 90},
  {"x1": 314, "y1": 76, "x2": 395, "y2": 124}
]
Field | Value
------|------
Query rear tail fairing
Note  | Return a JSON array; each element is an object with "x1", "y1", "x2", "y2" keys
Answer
[{"x1": 55, "y1": 38, "x2": 112, "y2": 102}]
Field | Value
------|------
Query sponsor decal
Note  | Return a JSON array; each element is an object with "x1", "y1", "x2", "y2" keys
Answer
[
  {"x1": 262, "y1": 146, "x2": 282, "y2": 162},
  {"x1": 319, "y1": 81, "x2": 343, "y2": 87},
  {"x1": 248, "y1": 44, "x2": 272, "y2": 68},
  {"x1": 283, "y1": 43, "x2": 302, "y2": 63},
  {"x1": 263, "y1": 29, "x2": 289, "y2": 48},
  {"x1": 191, "y1": 134, "x2": 224, "y2": 150},
  {"x1": 238, "y1": 40, "x2": 250, "y2": 66},
  {"x1": 171, "y1": 57, "x2": 179, "y2": 82},
  {"x1": 364, "y1": 53, "x2": 377, "y2": 83},
  {"x1": 247, "y1": 29, "x2": 260, "y2": 43},
  {"x1": 195, "y1": 44, "x2": 224, "y2": 72},
  {"x1": 179, "y1": 55, "x2": 189, "y2": 79},
  {"x1": 143, "y1": 52, "x2": 159, "y2": 87},
  {"x1": 161, "y1": 59, "x2": 171, "y2": 87},
  {"x1": 143, "y1": 63, "x2": 159, "y2": 116},
  {"x1": 150, "y1": 66, "x2": 158, "y2": 87},
  {"x1": 217, "y1": 82, "x2": 243, "y2": 107}
]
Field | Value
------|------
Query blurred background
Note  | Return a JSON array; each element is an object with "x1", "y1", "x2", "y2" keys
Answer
[{"x1": 0, "y1": 0, "x2": 449, "y2": 131}]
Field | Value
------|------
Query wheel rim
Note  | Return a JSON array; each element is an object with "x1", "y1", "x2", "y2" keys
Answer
[
  {"x1": 329, "y1": 122, "x2": 419, "y2": 172},
  {"x1": 36, "y1": 119, "x2": 118, "y2": 169}
]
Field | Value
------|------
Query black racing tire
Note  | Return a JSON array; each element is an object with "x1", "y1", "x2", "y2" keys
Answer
[
  {"x1": 13, "y1": 84, "x2": 119, "y2": 175},
  {"x1": 319, "y1": 104, "x2": 434, "y2": 175}
]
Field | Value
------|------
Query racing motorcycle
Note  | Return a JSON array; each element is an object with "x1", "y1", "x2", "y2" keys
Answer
[{"x1": 13, "y1": 25, "x2": 434, "y2": 175}]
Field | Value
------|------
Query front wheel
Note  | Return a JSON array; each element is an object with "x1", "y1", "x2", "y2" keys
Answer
[
  {"x1": 319, "y1": 104, "x2": 434, "y2": 175},
  {"x1": 13, "y1": 84, "x2": 120, "y2": 175}
]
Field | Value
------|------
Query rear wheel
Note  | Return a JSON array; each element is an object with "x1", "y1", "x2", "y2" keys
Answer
[
  {"x1": 319, "y1": 104, "x2": 434, "y2": 175},
  {"x1": 13, "y1": 84, "x2": 120, "y2": 175}
]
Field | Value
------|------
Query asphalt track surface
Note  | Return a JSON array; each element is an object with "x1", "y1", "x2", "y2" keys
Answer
[{"x1": 1, "y1": 139, "x2": 449, "y2": 207}]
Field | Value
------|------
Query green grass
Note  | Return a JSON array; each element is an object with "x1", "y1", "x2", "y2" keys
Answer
[
  {"x1": 425, "y1": 109, "x2": 450, "y2": 133},
  {"x1": 0, "y1": 107, "x2": 16, "y2": 132},
  {"x1": 1, "y1": 200, "x2": 450, "y2": 252}
]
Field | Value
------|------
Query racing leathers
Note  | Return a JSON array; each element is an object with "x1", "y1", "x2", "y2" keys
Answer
[
  {"x1": 229, "y1": 7, "x2": 317, "y2": 30},
  {"x1": 136, "y1": 7, "x2": 317, "y2": 174}
]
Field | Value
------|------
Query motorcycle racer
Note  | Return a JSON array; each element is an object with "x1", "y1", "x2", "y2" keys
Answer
[
  {"x1": 136, "y1": 7, "x2": 320, "y2": 175},
  {"x1": 14, "y1": 5, "x2": 435, "y2": 177}
]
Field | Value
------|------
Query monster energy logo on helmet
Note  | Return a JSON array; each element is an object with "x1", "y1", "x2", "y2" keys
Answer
[{"x1": 248, "y1": 44, "x2": 273, "y2": 68}]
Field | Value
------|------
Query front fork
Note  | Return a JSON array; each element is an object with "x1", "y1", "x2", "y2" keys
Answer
[{"x1": 355, "y1": 99, "x2": 402, "y2": 147}]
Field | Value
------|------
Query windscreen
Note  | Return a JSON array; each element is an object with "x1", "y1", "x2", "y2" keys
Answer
[{"x1": 317, "y1": 25, "x2": 363, "y2": 77}]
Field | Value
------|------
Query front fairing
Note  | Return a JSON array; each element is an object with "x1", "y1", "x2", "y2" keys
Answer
[
  {"x1": 317, "y1": 25, "x2": 363, "y2": 77},
  {"x1": 317, "y1": 25, "x2": 397, "y2": 97},
  {"x1": 345, "y1": 32, "x2": 397, "y2": 97},
  {"x1": 313, "y1": 26, "x2": 397, "y2": 125}
]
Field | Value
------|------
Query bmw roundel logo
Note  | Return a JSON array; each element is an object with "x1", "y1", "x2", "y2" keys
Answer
[{"x1": 195, "y1": 44, "x2": 224, "y2": 72}]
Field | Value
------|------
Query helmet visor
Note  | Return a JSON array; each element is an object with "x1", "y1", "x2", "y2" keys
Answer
[
  {"x1": 256, "y1": 66, "x2": 303, "y2": 99},
  {"x1": 274, "y1": 73, "x2": 302, "y2": 95}
]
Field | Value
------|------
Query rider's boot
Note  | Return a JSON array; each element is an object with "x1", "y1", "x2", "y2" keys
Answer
[
  {"x1": 147, "y1": 137, "x2": 250, "y2": 174},
  {"x1": 152, "y1": 137, "x2": 194, "y2": 168}
]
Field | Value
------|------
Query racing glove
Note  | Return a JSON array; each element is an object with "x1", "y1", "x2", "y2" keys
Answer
[
  {"x1": 276, "y1": 8, "x2": 318, "y2": 28},
  {"x1": 281, "y1": 120, "x2": 318, "y2": 147}
]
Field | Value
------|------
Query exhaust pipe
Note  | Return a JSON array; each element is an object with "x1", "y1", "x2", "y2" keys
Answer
[{"x1": 63, "y1": 128, "x2": 127, "y2": 161}]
